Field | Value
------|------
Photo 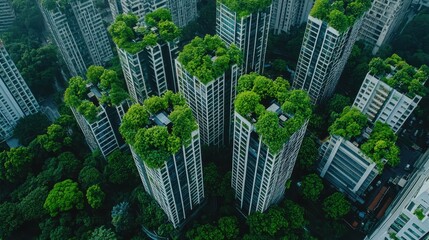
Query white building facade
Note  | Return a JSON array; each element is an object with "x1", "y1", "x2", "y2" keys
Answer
[
  {"x1": 0, "y1": 42, "x2": 39, "y2": 140},
  {"x1": 0, "y1": 0, "x2": 15, "y2": 32},
  {"x1": 40, "y1": 0, "x2": 113, "y2": 77},
  {"x1": 353, "y1": 73, "x2": 421, "y2": 133},
  {"x1": 270, "y1": 0, "x2": 313, "y2": 34},
  {"x1": 216, "y1": 3, "x2": 271, "y2": 74},
  {"x1": 293, "y1": 15, "x2": 363, "y2": 104}
]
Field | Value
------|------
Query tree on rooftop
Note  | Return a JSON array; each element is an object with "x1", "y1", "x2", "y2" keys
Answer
[
  {"x1": 119, "y1": 104, "x2": 150, "y2": 145},
  {"x1": 219, "y1": 0, "x2": 272, "y2": 18},
  {"x1": 328, "y1": 106, "x2": 367, "y2": 139},
  {"x1": 64, "y1": 76, "x2": 87, "y2": 108},
  {"x1": 86, "y1": 65, "x2": 105, "y2": 85}
]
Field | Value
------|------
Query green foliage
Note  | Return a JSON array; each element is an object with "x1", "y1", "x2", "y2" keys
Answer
[
  {"x1": 414, "y1": 208, "x2": 425, "y2": 220},
  {"x1": 272, "y1": 59, "x2": 287, "y2": 72},
  {"x1": 64, "y1": 76, "x2": 88, "y2": 108},
  {"x1": 323, "y1": 192, "x2": 351, "y2": 220},
  {"x1": 134, "y1": 126, "x2": 172, "y2": 168},
  {"x1": 0, "y1": 202, "x2": 23, "y2": 239},
  {"x1": 361, "y1": 121, "x2": 400, "y2": 171},
  {"x1": 301, "y1": 174, "x2": 324, "y2": 201},
  {"x1": 18, "y1": 186, "x2": 49, "y2": 221},
  {"x1": 186, "y1": 216, "x2": 239, "y2": 240},
  {"x1": 40, "y1": 0, "x2": 69, "y2": 11},
  {"x1": 282, "y1": 200, "x2": 306, "y2": 230},
  {"x1": 77, "y1": 100, "x2": 99, "y2": 123},
  {"x1": 132, "y1": 186, "x2": 166, "y2": 230},
  {"x1": 104, "y1": 150, "x2": 137, "y2": 184},
  {"x1": 37, "y1": 123, "x2": 73, "y2": 152},
  {"x1": 13, "y1": 113, "x2": 50, "y2": 145},
  {"x1": 297, "y1": 137, "x2": 319, "y2": 169},
  {"x1": 86, "y1": 65, "x2": 105, "y2": 85},
  {"x1": 235, "y1": 73, "x2": 312, "y2": 154},
  {"x1": 119, "y1": 104, "x2": 150, "y2": 145},
  {"x1": 178, "y1": 35, "x2": 242, "y2": 84},
  {"x1": 219, "y1": 0, "x2": 272, "y2": 18},
  {"x1": 218, "y1": 216, "x2": 240, "y2": 239},
  {"x1": 247, "y1": 207, "x2": 288, "y2": 236},
  {"x1": 78, "y1": 166, "x2": 102, "y2": 189},
  {"x1": 111, "y1": 201, "x2": 131, "y2": 233},
  {"x1": 143, "y1": 95, "x2": 168, "y2": 113},
  {"x1": 310, "y1": 0, "x2": 371, "y2": 32},
  {"x1": 43, "y1": 179, "x2": 84, "y2": 217},
  {"x1": 109, "y1": 10, "x2": 180, "y2": 54},
  {"x1": 89, "y1": 226, "x2": 117, "y2": 240},
  {"x1": 86, "y1": 184, "x2": 105, "y2": 209},
  {"x1": 327, "y1": 94, "x2": 351, "y2": 123},
  {"x1": 186, "y1": 224, "x2": 224, "y2": 240},
  {"x1": 0, "y1": 146, "x2": 33, "y2": 182},
  {"x1": 328, "y1": 106, "x2": 367, "y2": 139}
]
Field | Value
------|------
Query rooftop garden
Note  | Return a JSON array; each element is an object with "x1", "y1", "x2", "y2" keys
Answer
[
  {"x1": 40, "y1": 0, "x2": 71, "y2": 11},
  {"x1": 234, "y1": 73, "x2": 312, "y2": 154},
  {"x1": 414, "y1": 208, "x2": 425, "y2": 220},
  {"x1": 119, "y1": 91, "x2": 198, "y2": 168},
  {"x1": 218, "y1": 0, "x2": 272, "y2": 18},
  {"x1": 329, "y1": 107, "x2": 400, "y2": 172},
  {"x1": 64, "y1": 65, "x2": 128, "y2": 123},
  {"x1": 108, "y1": 9, "x2": 181, "y2": 54},
  {"x1": 310, "y1": 0, "x2": 371, "y2": 32},
  {"x1": 368, "y1": 54, "x2": 429, "y2": 97},
  {"x1": 177, "y1": 35, "x2": 242, "y2": 84}
]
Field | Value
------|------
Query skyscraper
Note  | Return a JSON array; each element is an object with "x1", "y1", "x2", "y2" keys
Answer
[
  {"x1": 109, "y1": 10, "x2": 180, "y2": 104},
  {"x1": 365, "y1": 150, "x2": 429, "y2": 240},
  {"x1": 293, "y1": 0, "x2": 371, "y2": 104},
  {"x1": 216, "y1": 1, "x2": 271, "y2": 74},
  {"x1": 40, "y1": 0, "x2": 113, "y2": 77},
  {"x1": 0, "y1": 41, "x2": 39, "y2": 141},
  {"x1": 120, "y1": 91, "x2": 204, "y2": 228},
  {"x1": 232, "y1": 73, "x2": 312, "y2": 214},
  {"x1": 353, "y1": 55, "x2": 428, "y2": 133},
  {"x1": 359, "y1": 0, "x2": 412, "y2": 54},
  {"x1": 176, "y1": 35, "x2": 242, "y2": 146},
  {"x1": 318, "y1": 107, "x2": 400, "y2": 203},
  {"x1": 64, "y1": 66, "x2": 130, "y2": 158},
  {"x1": 271, "y1": 0, "x2": 313, "y2": 34},
  {"x1": 0, "y1": 0, "x2": 15, "y2": 32}
]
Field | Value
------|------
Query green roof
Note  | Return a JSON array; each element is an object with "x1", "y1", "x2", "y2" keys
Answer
[
  {"x1": 218, "y1": 0, "x2": 272, "y2": 18},
  {"x1": 310, "y1": 0, "x2": 371, "y2": 32},
  {"x1": 368, "y1": 54, "x2": 429, "y2": 97},
  {"x1": 108, "y1": 9, "x2": 180, "y2": 54},
  {"x1": 64, "y1": 66, "x2": 128, "y2": 123},
  {"x1": 119, "y1": 91, "x2": 198, "y2": 169},
  {"x1": 178, "y1": 35, "x2": 242, "y2": 84},
  {"x1": 234, "y1": 73, "x2": 312, "y2": 154}
]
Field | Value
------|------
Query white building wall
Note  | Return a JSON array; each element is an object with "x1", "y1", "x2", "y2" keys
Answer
[{"x1": 270, "y1": 0, "x2": 313, "y2": 34}]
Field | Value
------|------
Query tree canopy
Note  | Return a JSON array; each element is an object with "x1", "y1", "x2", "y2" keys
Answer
[
  {"x1": 296, "y1": 137, "x2": 319, "y2": 169},
  {"x1": 301, "y1": 174, "x2": 324, "y2": 201},
  {"x1": 328, "y1": 106, "x2": 367, "y2": 139},
  {"x1": 218, "y1": 0, "x2": 272, "y2": 18},
  {"x1": 43, "y1": 179, "x2": 84, "y2": 217},
  {"x1": 323, "y1": 192, "x2": 351, "y2": 220},
  {"x1": 247, "y1": 207, "x2": 288, "y2": 236},
  {"x1": 178, "y1": 35, "x2": 242, "y2": 84}
]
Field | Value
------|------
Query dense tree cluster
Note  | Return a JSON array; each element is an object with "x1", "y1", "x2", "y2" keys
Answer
[
  {"x1": 108, "y1": 9, "x2": 180, "y2": 54},
  {"x1": 218, "y1": 0, "x2": 272, "y2": 17},
  {"x1": 178, "y1": 35, "x2": 242, "y2": 84},
  {"x1": 301, "y1": 174, "x2": 324, "y2": 201},
  {"x1": 328, "y1": 106, "x2": 367, "y2": 139},
  {"x1": 120, "y1": 91, "x2": 197, "y2": 168},
  {"x1": 310, "y1": 0, "x2": 371, "y2": 32},
  {"x1": 186, "y1": 216, "x2": 240, "y2": 240},
  {"x1": 234, "y1": 73, "x2": 312, "y2": 153},
  {"x1": 323, "y1": 192, "x2": 351, "y2": 220}
]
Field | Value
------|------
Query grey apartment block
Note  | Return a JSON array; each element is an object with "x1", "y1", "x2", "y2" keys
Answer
[
  {"x1": 293, "y1": 15, "x2": 362, "y2": 104},
  {"x1": 0, "y1": 0, "x2": 15, "y2": 32},
  {"x1": 216, "y1": 3, "x2": 271, "y2": 74},
  {"x1": 271, "y1": 0, "x2": 313, "y2": 34},
  {"x1": 40, "y1": 0, "x2": 113, "y2": 77},
  {"x1": 0, "y1": 42, "x2": 39, "y2": 141}
]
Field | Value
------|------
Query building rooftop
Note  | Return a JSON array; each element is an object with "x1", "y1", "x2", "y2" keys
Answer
[{"x1": 218, "y1": 0, "x2": 272, "y2": 18}]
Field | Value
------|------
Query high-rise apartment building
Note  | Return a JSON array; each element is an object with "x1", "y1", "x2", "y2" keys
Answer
[
  {"x1": 359, "y1": 0, "x2": 412, "y2": 54},
  {"x1": 64, "y1": 66, "x2": 129, "y2": 158},
  {"x1": 176, "y1": 35, "x2": 242, "y2": 146},
  {"x1": 112, "y1": 0, "x2": 196, "y2": 27},
  {"x1": 40, "y1": 0, "x2": 113, "y2": 77},
  {"x1": 120, "y1": 92, "x2": 204, "y2": 228},
  {"x1": 365, "y1": 150, "x2": 429, "y2": 240},
  {"x1": 271, "y1": 0, "x2": 313, "y2": 34},
  {"x1": 109, "y1": 11, "x2": 179, "y2": 104},
  {"x1": 232, "y1": 73, "x2": 312, "y2": 214},
  {"x1": 216, "y1": 1, "x2": 271, "y2": 74},
  {"x1": 293, "y1": 0, "x2": 371, "y2": 104},
  {"x1": 353, "y1": 55, "x2": 428, "y2": 133},
  {"x1": 319, "y1": 107, "x2": 400, "y2": 203},
  {"x1": 0, "y1": 41, "x2": 39, "y2": 141},
  {"x1": 0, "y1": 0, "x2": 15, "y2": 32}
]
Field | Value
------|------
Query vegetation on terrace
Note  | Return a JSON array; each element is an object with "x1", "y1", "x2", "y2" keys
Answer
[
  {"x1": 218, "y1": 0, "x2": 272, "y2": 18},
  {"x1": 108, "y1": 9, "x2": 180, "y2": 54},
  {"x1": 119, "y1": 91, "x2": 198, "y2": 168},
  {"x1": 234, "y1": 73, "x2": 312, "y2": 154},
  {"x1": 368, "y1": 54, "x2": 429, "y2": 97},
  {"x1": 329, "y1": 107, "x2": 400, "y2": 171},
  {"x1": 177, "y1": 35, "x2": 242, "y2": 84},
  {"x1": 310, "y1": 0, "x2": 371, "y2": 32},
  {"x1": 64, "y1": 65, "x2": 128, "y2": 123},
  {"x1": 40, "y1": 0, "x2": 73, "y2": 11}
]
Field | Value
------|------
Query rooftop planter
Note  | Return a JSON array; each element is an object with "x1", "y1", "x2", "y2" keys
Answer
[
  {"x1": 177, "y1": 35, "x2": 242, "y2": 84},
  {"x1": 108, "y1": 9, "x2": 181, "y2": 54},
  {"x1": 218, "y1": 0, "x2": 272, "y2": 18},
  {"x1": 64, "y1": 65, "x2": 128, "y2": 123},
  {"x1": 119, "y1": 91, "x2": 198, "y2": 168},
  {"x1": 368, "y1": 54, "x2": 429, "y2": 97},
  {"x1": 310, "y1": 0, "x2": 371, "y2": 32},
  {"x1": 234, "y1": 73, "x2": 312, "y2": 154}
]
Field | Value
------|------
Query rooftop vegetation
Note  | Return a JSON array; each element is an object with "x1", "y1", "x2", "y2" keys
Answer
[
  {"x1": 218, "y1": 0, "x2": 272, "y2": 18},
  {"x1": 119, "y1": 91, "x2": 197, "y2": 168},
  {"x1": 414, "y1": 208, "x2": 425, "y2": 220},
  {"x1": 64, "y1": 65, "x2": 128, "y2": 123},
  {"x1": 177, "y1": 35, "x2": 242, "y2": 84},
  {"x1": 368, "y1": 54, "x2": 429, "y2": 97},
  {"x1": 108, "y1": 9, "x2": 180, "y2": 54},
  {"x1": 40, "y1": 0, "x2": 71, "y2": 11},
  {"x1": 310, "y1": 0, "x2": 371, "y2": 32},
  {"x1": 234, "y1": 73, "x2": 312, "y2": 154},
  {"x1": 329, "y1": 107, "x2": 400, "y2": 172}
]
